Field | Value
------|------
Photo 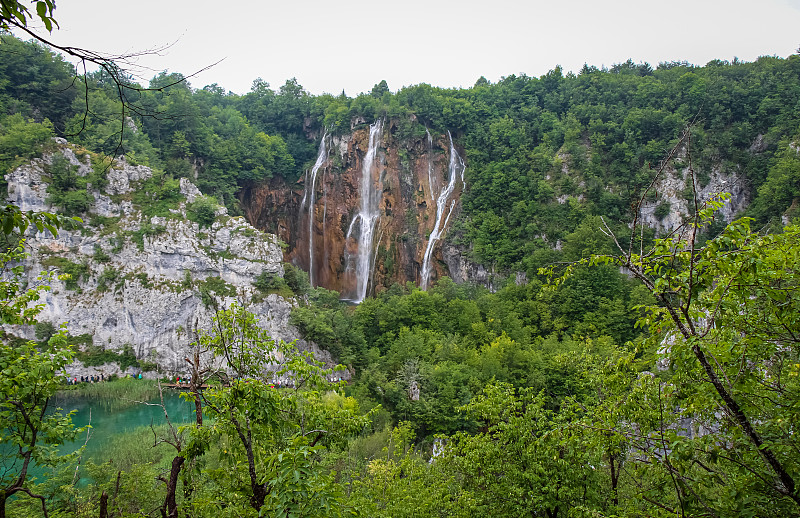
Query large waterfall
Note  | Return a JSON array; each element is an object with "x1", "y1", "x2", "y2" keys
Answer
[
  {"x1": 420, "y1": 132, "x2": 465, "y2": 290},
  {"x1": 300, "y1": 133, "x2": 328, "y2": 287},
  {"x1": 345, "y1": 120, "x2": 383, "y2": 303}
]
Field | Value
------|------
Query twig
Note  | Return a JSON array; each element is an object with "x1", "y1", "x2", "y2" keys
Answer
[{"x1": 71, "y1": 408, "x2": 92, "y2": 486}]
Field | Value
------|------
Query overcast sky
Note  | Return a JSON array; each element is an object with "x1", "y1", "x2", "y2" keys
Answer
[{"x1": 22, "y1": 0, "x2": 800, "y2": 96}]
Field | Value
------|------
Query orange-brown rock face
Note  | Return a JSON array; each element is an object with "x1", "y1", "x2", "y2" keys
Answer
[{"x1": 239, "y1": 119, "x2": 464, "y2": 299}]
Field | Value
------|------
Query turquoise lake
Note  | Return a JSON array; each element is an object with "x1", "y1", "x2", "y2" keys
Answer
[{"x1": 50, "y1": 389, "x2": 196, "y2": 459}]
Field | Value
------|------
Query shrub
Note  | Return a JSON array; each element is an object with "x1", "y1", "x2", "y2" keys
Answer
[
  {"x1": 198, "y1": 275, "x2": 237, "y2": 308},
  {"x1": 187, "y1": 195, "x2": 218, "y2": 228},
  {"x1": 96, "y1": 267, "x2": 120, "y2": 292},
  {"x1": 34, "y1": 321, "x2": 56, "y2": 343},
  {"x1": 130, "y1": 222, "x2": 166, "y2": 250},
  {"x1": 76, "y1": 343, "x2": 140, "y2": 371},
  {"x1": 181, "y1": 269, "x2": 194, "y2": 290},
  {"x1": 42, "y1": 256, "x2": 90, "y2": 291},
  {"x1": 283, "y1": 263, "x2": 310, "y2": 296},
  {"x1": 45, "y1": 154, "x2": 107, "y2": 216},
  {"x1": 93, "y1": 243, "x2": 110, "y2": 263},
  {"x1": 253, "y1": 270, "x2": 288, "y2": 293},
  {"x1": 654, "y1": 201, "x2": 671, "y2": 220},
  {"x1": 46, "y1": 155, "x2": 92, "y2": 216}
]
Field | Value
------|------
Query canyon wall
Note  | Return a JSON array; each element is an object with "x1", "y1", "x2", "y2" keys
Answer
[
  {"x1": 239, "y1": 121, "x2": 752, "y2": 298},
  {"x1": 240, "y1": 119, "x2": 466, "y2": 299}
]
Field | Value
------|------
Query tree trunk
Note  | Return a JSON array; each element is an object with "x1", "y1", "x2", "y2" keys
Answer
[
  {"x1": 190, "y1": 346, "x2": 203, "y2": 426},
  {"x1": 163, "y1": 455, "x2": 185, "y2": 518},
  {"x1": 98, "y1": 491, "x2": 108, "y2": 518},
  {"x1": 193, "y1": 391, "x2": 203, "y2": 426},
  {"x1": 246, "y1": 441, "x2": 267, "y2": 511},
  {"x1": 609, "y1": 446, "x2": 619, "y2": 507},
  {"x1": 638, "y1": 266, "x2": 799, "y2": 505},
  {"x1": 691, "y1": 342, "x2": 798, "y2": 503}
]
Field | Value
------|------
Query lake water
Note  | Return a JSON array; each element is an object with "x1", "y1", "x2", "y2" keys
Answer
[
  {"x1": 51, "y1": 389, "x2": 196, "y2": 459},
  {"x1": 2, "y1": 387, "x2": 197, "y2": 489}
]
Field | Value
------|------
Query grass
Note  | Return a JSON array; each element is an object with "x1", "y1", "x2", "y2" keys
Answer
[
  {"x1": 58, "y1": 378, "x2": 161, "y2": 410},
  {"x1": 90, "y1": 422, "x2": 181, "y2": 470},
  {"x1": 129, "y1": 222, "x2": 167, "y2": 250}
]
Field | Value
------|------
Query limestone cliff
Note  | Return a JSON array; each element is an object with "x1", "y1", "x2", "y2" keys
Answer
[
  {"x1": 240, "y1": 122, "x2": 751, "y2": 297},
  {"x1": 636, "y1": 148, "x2": 749, "y2": 234},
  {"x1": 3, "y1": 140, "x2": 326, "y2": 377}
]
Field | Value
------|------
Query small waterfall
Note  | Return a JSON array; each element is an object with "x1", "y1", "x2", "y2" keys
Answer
[
  {"x1": 345, "y1": 119, "x2": 383, "y2": 303},
  {"x1": 420, "y1": 131, "x2": 465, "y2": 290},
  {"x1": 298, "y1": 171, "x2": 309, "y2": 216},
  {"x1": 301, "y1": 133, "x2": 328, "y2": 287},
  {"x1": 425, "y1": 127, "x2": 435, "y2": 197}
]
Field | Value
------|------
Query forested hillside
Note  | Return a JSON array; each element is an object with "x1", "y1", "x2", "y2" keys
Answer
[
  {"x1": 3, "y1": 34, "x2": 799, "y2": 274},
  {"x1": 2, "y1": 30, "x2": 800, "y2": 517}
]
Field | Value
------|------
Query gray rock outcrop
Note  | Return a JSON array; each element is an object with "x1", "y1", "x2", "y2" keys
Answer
[
  {"x1": 638, "y1": 150, "x2": 749, "y2": 234},
  {"x1": 3, "y1": 142, "x2": 327, "y2": 376}
]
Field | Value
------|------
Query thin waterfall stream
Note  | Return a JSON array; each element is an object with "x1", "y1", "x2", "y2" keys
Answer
[
  {"x1": 299, "y1": 133, "x2": 328, "y2": 287},
  {"x1": 420, "y1": 132, "x2": 464, "y2": 290},
  {"x1": 307, "y1": 134, "x2": 328, "y2": 287}
]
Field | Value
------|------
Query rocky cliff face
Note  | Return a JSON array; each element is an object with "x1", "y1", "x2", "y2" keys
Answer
[
  {"x1": 240, "y1": 123, "x2": 753, "y2": 297},
  {"x1": 240, "y1": 120, "x2": 466, "y2": 299},
  {"x1": 3, "y1": 141, "x2": 327, "y2": 377},
  {"x1": 637, "y1": 148, "x2": 750, "y2": 234}
]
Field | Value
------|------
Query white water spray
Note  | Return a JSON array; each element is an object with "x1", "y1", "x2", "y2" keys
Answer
[
  {"x1": 302, "y1": 134, "x2": 328, "y2": 287},
  {"x1": 420, "y1": 131, "x2": 465, "y2": 290},
  {"x1": 425, "y1": 127, "x2": 435, "y2": 197},
  {"x1": 345, "y1": 120, "x2": 383, "y2": 303}
]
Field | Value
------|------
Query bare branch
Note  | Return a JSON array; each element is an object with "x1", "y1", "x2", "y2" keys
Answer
[{"x1": 71, "y1": 408, "x2": 92, "y2": 486}]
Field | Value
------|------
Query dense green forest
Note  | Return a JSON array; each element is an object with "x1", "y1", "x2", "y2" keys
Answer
[
  {"x1": 2, "y1": 20, "x2": 800, "y2": 518},
  {"x1": 2, "y1": 33, "x2": 799, "y2": 271}
]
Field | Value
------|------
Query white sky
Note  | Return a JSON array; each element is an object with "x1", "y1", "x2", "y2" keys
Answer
[{"x1": 21, "y1": 0, "x2": 800, "y2": 96}]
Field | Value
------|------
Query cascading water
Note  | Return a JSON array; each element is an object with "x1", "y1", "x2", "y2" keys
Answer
[
  {"x1": 420, "y1": 131, "x2": 465, "y2": 290},
  {"x1": 300, "y1": 133, "x2": 328, "y2": 287},
  {"x1": 345, "y1": 119, "x2": 383, "y2": 303},
  {"x1": 425, "y1": 127, "x2": 435, "y2": 197}
]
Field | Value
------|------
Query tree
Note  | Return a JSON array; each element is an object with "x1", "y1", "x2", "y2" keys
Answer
[
  {"x1": 186, "y1": 303, "x2": 368, "y2": 516},
  {"x1": 371, "y1": 80, "x2": 390, "y2": 98},
  {"x1": 0, "y1": 35, "x2": 79, "y2": 133},
  {"x1": 550, "y1": 129, "x2": 800, "y2": 514},
  {"x1": 345, "y1": 421, "x2": 473, "y2": 518},
  {"x1": 752, "y1": 132, "x2": 800, "y2": 223},
  {"x1": 0, "y1": 15, "x2": 83, "y2": 501},
  {"x1": 0, "y1": 242, "x2": 80, "y2": 518},
  {"x1": 0, "y1": 339, "x2": 79, "y2": 518},
  {"x1": 2, "y1": 0, "x2": 214, "y2": 160},
  {"x1": 0, "y1": 0, "x2": 56, "y2": 32},
  {"x1": 443, "y1": 383, "x2": 602, "y2": 517}
]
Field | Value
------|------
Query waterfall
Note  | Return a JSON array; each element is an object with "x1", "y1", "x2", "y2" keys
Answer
[
  {"x1": 345, "y1": 119, "x2": 383, "y2": 303},
  {"x1": 301, "y1": 133, "x2": 328, "y2": 287},
  {"x1": 425, "y1": 127, "x2": 435, "y2": 197},
  {"x1": 420, "y1": 131, "x2": 465, "y2": 290}
]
